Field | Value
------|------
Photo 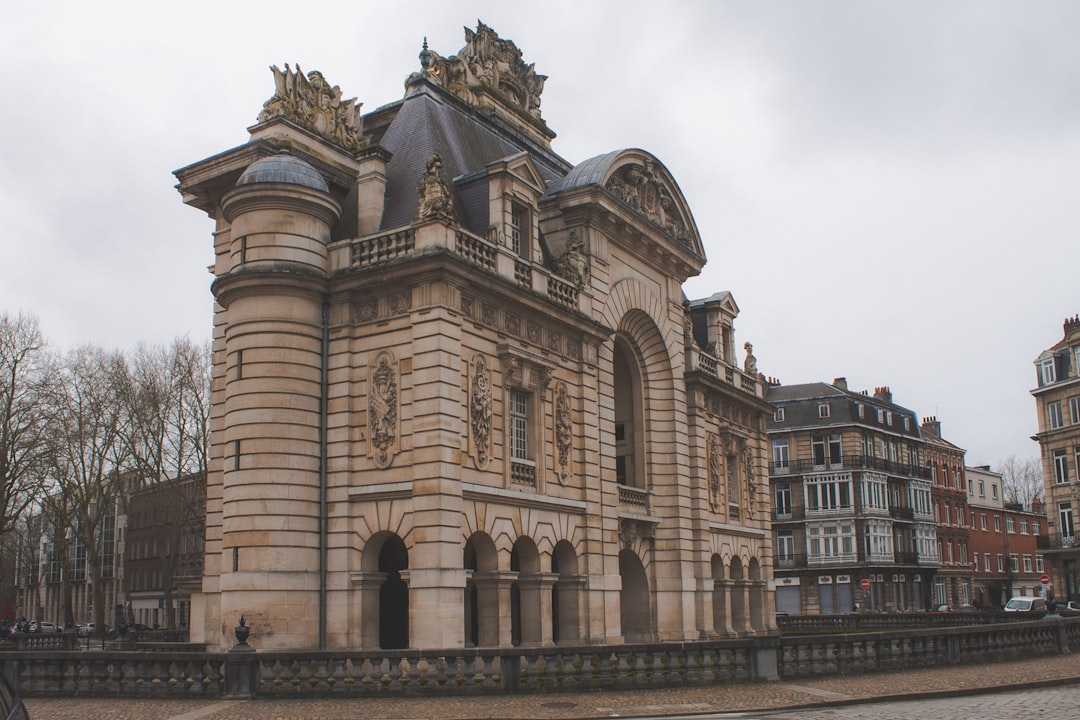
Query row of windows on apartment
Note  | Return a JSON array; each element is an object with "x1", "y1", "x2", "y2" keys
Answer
[
  {"x1": 1047, "y1": 396, "x2": 1080, "y2": 429},
  {"x1": 939, "y1": 509, "x2": 1042, "y2": 536},
  {"x1": 775, "y1": 525, "x2": 937, "y2": 560},
  {"x1": 774, "y1": 403, "x2": 912, "y2": 431},
  {"x1": 774, "y1": 477, "x2": 933, "y2": 515},
  {"x1": 771, "y1": 435, "x2": 920, "y2": 468},
  {"x1": 1051, "y1": 447, "x2": 1080, "y2": 484}
]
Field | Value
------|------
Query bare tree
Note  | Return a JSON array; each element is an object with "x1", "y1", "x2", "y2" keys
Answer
[
  {"x1": 0, "y1": 313, "x2": 49, "y2": 570},
  {"x1": 121, "y1": 337, "x2": 210, "y2": 630},
  {"x1": 998, "y1": 455, "x2": 1044, "y2": 506},
  {"x1": 41, "y1": 346, "x2": 129, "y2": 633}
]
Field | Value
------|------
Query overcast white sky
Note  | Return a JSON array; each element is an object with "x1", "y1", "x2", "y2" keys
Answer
[{"x1": 2, "y1": 1, "x2": 1077, "y2": 467}]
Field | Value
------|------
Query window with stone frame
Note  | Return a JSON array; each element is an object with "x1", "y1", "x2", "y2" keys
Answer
[
  {"x1": 1054, "y1": 449, "x2": 1069, "y2": 484},
  {"x1": 1050, "y1": 401, "x2": 1064, "y2": 429},
  {"x1": 508, "y1": 388, "x2": 535, "y2": 485}
]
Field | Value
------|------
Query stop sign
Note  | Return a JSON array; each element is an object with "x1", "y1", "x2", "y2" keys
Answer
[
  {"x1": 860, "y1": 578, "x2": 871, "y2": 590},
  {"x1": 1041, "y1": 574, "x2": 1051, "y2": 585}
]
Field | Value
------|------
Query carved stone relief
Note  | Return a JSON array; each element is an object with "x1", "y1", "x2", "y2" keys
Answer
[
  {"x1": 708, "y1": 433, "x2": 724, "y2": 513},
  {"x1": 369, "y1": 352, "x2": 398, "y2": 468},
  {"x1": 555, "y1": 382, "x2": 572, "y2": 482},
  {"x1": 604, "y1": 161, "x2": 689, "y2": 243},
  {"x1": 409, "y1": 22, "x2": 548, "y2": 123},
  {"x1": 470, "y1": 355, "x2": 493, "y2": 469},
  {"x1": 258, "y1": 64, "x2": 364, "y2": 153},
  {"x1": 743, "y1": 446, "x2": 757, "y2": 520}
]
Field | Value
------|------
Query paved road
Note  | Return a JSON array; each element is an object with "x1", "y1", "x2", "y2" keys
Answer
[{"x1": 762, "y1": 683, "x2": 1080, "y2": 719}]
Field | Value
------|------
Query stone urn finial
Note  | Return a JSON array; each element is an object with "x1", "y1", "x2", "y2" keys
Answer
[{"x1": 234, "y1": 615, "x2": 250, "y2": 646}]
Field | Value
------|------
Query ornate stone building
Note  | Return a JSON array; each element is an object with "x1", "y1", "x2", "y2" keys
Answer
[
  {"x1": 920, "y1": 417, "x2": 972, "y2": 607},
  {"x1": 175, "y1": 23, "x2": 773, "y2": 651}
]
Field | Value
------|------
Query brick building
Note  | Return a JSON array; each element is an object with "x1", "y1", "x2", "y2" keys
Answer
[{"x1": 921, "y1": 417, "x2": 972, "y2": 607}]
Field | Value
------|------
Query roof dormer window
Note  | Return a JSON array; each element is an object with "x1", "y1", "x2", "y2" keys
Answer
[
  {"x1": 1039, "y1": 357, "x2": 1056, "y2": 385},
  {"x1": 509, "y1": 202, "x2": 529, "y2": 259}
]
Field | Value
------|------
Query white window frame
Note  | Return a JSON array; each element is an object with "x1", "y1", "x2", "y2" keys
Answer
[
  {"x1": 1070, "y1": 396, "x2": 1080, "y2": 425},
  {"x1": 818, "y1": 402, "x2": 830, "y2": 418},
  {"x1": 1050, "y1": 401, "x2": 1064, "y2": 430},
  {"x1": 1040, "y1": 357, "x2": 1057, "y2": 385},
  {"x1": 1054, "y1": 449, "x2": 1069, "y2": 484},
  {"x1": 772, "y1": 439, "x2": 790, "y2": 471}
]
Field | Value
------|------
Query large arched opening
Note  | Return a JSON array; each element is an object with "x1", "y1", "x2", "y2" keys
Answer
[
  {"x1": 463, "y1": 533, "x2": 498, "y2": 647},
  {"x1": 551, "y1": 540, "x2": 581, "y2": 644},
  {"x1": 619, "y1": 549, "x2": 651, "y2": 642}
]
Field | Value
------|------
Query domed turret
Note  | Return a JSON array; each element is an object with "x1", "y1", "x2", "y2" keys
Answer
[{"x1": 236, "y1": 152, "x2": 330, "y2": 192}]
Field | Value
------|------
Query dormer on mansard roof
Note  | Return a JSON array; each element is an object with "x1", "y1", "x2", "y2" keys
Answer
[{"x1": 1033, "y1": 314, "x2": 1080, "y2": 392}]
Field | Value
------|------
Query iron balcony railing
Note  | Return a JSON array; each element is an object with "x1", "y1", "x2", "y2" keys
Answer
[{"x1": 771, "y1": 455, "x2": 931, "y2": 480}]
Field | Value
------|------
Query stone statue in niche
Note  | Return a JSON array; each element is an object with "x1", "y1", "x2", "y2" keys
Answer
[
  {"x1": 471, "y1": 356, "x2": 493, "y2": 468},
  {"x1": 743, "y1": 447, "x2": 757, "y2": 520},
  {"x1": 555, "y1": 383, "x2": 572, "y2": 481},
  {"x1": 708, "y1": 433, "x2": 723, "y2": 512},
  {"x1": 369, "y1": 353, "x2": 398, "y2": 467},
  {"x1": 258, "y1": 64, "x2": 364, "y2": 153},
  {"x1": 416, "y1": 153, "x2": 456, "y2": 223}
]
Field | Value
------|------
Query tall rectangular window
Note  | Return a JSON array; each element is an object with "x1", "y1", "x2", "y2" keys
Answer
[
  {"x1": 818, "y1": 402, "x2": 830, "y2": 418},
  {"x1": 509, "y1": 203, "x2": 529, "y2": 258},
  {"x1": 1060, "y1": 502, "x2": 1074, "y2": 538},
  {"x1": 1071, "y1": 396, "x2": 1080, "y2": 424},
  {"x1": 1050, "y1": 402, "x2": 1064, "y2": 429},
  {"x1": 509, "y1": 389, "x2": 530, "y2": 461},
  {"x1": 776, "y1": 532, "x2": 795, "y2": 564},
  {"x1": 1054, "y1": 449, "x2": 1069, "y2": 484},
  {"x1": 774, "y1": 484, "x2": 792, "y2": 518},
  {"x1": 772, "y1": 439, "x2": 790, "y2": 471},
  {"x1": 828, "y1": 434, "x2": 842, "y2": 465}
]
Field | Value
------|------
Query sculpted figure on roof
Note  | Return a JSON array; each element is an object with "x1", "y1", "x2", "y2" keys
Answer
[
  {"x1": 409, "y1": 22, "x2": 548, "y2": 123},
  {"x1": 258, "y1": 64, "x2": 365, "y2": 153}
]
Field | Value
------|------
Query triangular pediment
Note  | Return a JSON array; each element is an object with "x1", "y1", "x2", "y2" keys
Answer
[{"x1": 487, "y1": 152, "x2": 546, "y2": 194}]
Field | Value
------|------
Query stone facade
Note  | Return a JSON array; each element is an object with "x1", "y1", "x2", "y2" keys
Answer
[
  {"x1": 1032, "y1": 315, "x2": 1080, "y2": 603},
  {"x1": 175, "y1": 23, "x2": 774, "y2": 651},
  {"x1": 921, "y1": 417, "x2": 973, "y2": 607}
]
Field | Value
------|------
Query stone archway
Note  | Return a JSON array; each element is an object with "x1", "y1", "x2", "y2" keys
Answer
[
  {"x1": 619, "y1": 549, "x2": 651, "y2": 643},
  {"x1": 463, "y1": 533, "x2": 499, "y2": 647},
  {"x1": 729, "y1": 556, "x2": 747, "y2": 633},
  {"x1": 552, "y1": 540, "x2": 581, "y2": 644},
  {"x1": 359, "y1": 532, "x2": 409, "y2": 649},
  {"x1": 510, "y1": 537, "x2": 541, "y2": 646},
  {"x1": 711, "y1": 554, "x2": 731, "y2": 636},
  {"x1": 747, "y1": 557, "x2": 764, "y2": 632}
]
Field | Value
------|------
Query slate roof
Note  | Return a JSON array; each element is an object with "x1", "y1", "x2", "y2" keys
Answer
[{"x1": 377, "y1": 82, "x2": 571, "y2": 233}]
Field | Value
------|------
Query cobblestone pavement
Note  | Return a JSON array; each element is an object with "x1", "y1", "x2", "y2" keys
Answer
[{"x1": 21, "y1": 655, "x2": 1080, "y2": 720}]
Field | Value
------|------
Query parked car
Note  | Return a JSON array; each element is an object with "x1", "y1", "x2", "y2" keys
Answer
[
  {"x1": 28, "y1": 621, "x2": 58, "y2": 633},
  {"x1": 1056, "y1": 600, "x2": 1080, "y2": 616},
  {"x1": 1003, "y1": 596, "x2": 1047, "y2": 614},
  {"x1": 928, "y1": 604, "x2": 953, "y2": 613}
]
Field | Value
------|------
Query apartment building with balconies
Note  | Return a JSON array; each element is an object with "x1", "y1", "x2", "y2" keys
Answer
[
  {"x1": 1032, "y1": 314, "x2": 1080, "y2": 602},
  {"x1": 767, "y1": 378, "x2": 936, "y2": 615}
]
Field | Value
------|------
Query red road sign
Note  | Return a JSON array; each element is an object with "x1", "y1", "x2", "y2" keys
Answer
[
  {"x1": 860, "y1": 578, "x2": 871, "y2": 590},
  {"x1": 1041, "y1": 574, "x2": 1051, "y2": 585}
]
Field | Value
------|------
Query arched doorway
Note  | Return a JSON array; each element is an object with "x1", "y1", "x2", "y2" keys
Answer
[
  {"x1": 747, "y1": 558, "x2": 764, "y2": 632},
  {"x1": 510, "y1": 538, "x2": 541, "y2": 646},
  {"x1": 729, "y1": 556, "x2": 746, "y2": 633},
  {"x1": 552, "y1": 541, "x2": 581, "y2": 644},
  {"x1": 463, "y1": 533, "x2": 499, "y2": 647},
  {"x1": 378, "y1": 536, "x2": 409, "y2": 649},
  {"x1": 619, "y1": 549, "x2": 650, "y2": 642},
  {"x1": 711, "y1": 554, "x2": 730, "y2": 636}
]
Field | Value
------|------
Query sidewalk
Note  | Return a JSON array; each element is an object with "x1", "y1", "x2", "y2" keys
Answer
[{"x1": 22, "y1": 654, "x2": 1080, "y2": 720}]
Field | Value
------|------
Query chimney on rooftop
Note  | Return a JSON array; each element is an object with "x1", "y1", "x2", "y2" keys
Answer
[
  {"x1": 873, "y1": 386, "x2": 892, "y2": 403},
  {"x1": 921, "y1": 416, "x2": 941, "y2": 439},
  {"x1": 833, "y1": 377, "x2": 848, "y2": 391}
]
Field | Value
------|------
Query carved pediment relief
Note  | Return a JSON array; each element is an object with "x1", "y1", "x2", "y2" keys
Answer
[
  {"x1": 498, "y1": 343, "x2": 555, "y2": 392},
  {"x1": 258, "y1": 64, "x2": 365, "y2": 153},
  {"x1": 604, "y1": 161, "x2": 690, "y2": 244}
]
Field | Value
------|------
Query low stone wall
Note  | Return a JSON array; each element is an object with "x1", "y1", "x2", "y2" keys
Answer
[{"x1": 2, "y1": 618, "x2": 1075, "y2": 699}]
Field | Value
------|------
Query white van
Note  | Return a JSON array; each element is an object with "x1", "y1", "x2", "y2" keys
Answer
[{"x1": 1003, "y1": 596, "x2": 1047, "y2": 614}]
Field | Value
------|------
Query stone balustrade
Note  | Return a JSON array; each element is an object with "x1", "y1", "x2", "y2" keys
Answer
[{"x1": 2, "y1": 618, "x2": 1076, "y2": 699}]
